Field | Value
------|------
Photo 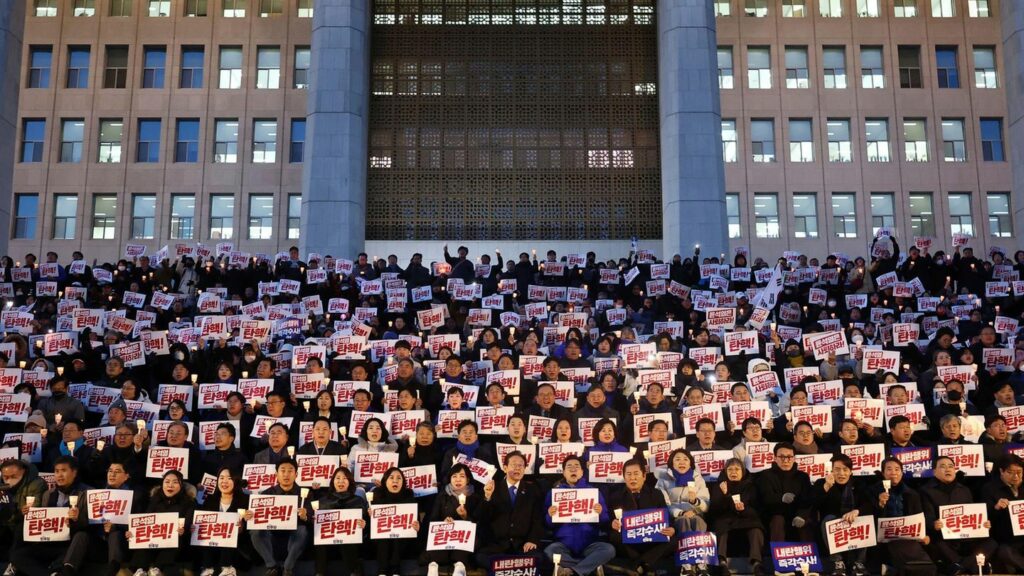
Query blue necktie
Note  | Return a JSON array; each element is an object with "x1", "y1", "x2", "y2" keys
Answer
[{"x1": 509, "y1": 485, "x2": 517, "y2": 504}]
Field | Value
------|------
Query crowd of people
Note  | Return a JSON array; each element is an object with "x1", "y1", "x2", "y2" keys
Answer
[{"x1": 0, "y1": 237, "x2": 1021, "y2": 576}]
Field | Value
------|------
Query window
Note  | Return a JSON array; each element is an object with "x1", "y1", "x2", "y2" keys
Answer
[
  {"x1": 214, "y1": 119, "x2": 239, "y2": 163},
  {"x1": 294, "y1": 47, "x2": 310, "y2": 89},
  {"x1": 60, "y1": 119, "x2": 85, "y2": 163},
  {"x1": 789, "y1": 119, "x2": 813, "y2": 163},
  {"x1": 744, "y1": 0, "x2": 767, "y2": 17},
  {"x1": 104, "y1": 46, "x2": 128, "y2": 89},
  {"x1": 903, "y1": 118, "x2": 929, "y2": 162},
  {"x1": 941, "y1": 119, "x2": 966, "y2": 162},
  {"x1": 783, "y1": 0, "x2": 806, "y2": 17},
  {"x1": 73, "y1": 0, "x2": 95, "y2": 17},
  {"x1": 898, "y1": 46, "x2": 922, "y2": 88},
  {"x1": 67, "y1": 46, "x2": 90, "y2": 89},
  {"x1": 28, "y1": 46, "x2": 52, "y2": 89},
  {"x1": 827, "y1": 119, "x2": 852, "y2": 162},
  {"x1": 170, "y1": 195, "x2": 195, "y2": 240},
  {"x1": 973, "y1": 47, "x2": 997, "y2": 88},
  {"x1": 987, "y1": 193, "x2": 1012, "y2": 237},
  {"x1": 34, "y1": 0, "x2": 56, "y2": 17},
  {"x1": 823, "y1": 46, "x2": 847, "y2": 89},
  {"x1": 871, "y1": 193, "x2": 895, "y2": 234},
  {"x1": 722, "y1": 120, "x2": 738, "y2": 163},
  {"x1": 13, "y1": 195, "x2": 38, "y2": 240},
  {"x1": 947, "y1": 193, "x2": 974, "y2": 237},
  {"x1": 248, "y1": 195, "x2": 274, "y2": 239},
  {"x1": 726, "y1": 194, "x2": 741, "y2": 238},
  {"x1": 180, "y1": 46, "x2": 204, "y2": 89},
  {"x1": 820, "y1": 0, "x2": 842, "y2": 17},
  {"x1": 109, "y1": 0, "x2": 131, "y2": 16},
  {"x1": 832, "y1": 193, "x2": 857, "y2": 238},
  {"x1": 289, "y1": 118, "x2": 306, "y2": 163},
  {"x1": 865, "y1": 119, "x2": 890, "y2": 162},
  {"x1": 931, "y1": 0, "x2": 954, "y2": 17},
  {"x1": 98, "y1": 119, "x2": 123, "y2": 163},
  {"x1": 718, "y1": 47, "x2": 734, "y2": 89},
  {"x1": 256, "y1": 47, "x2": 280, "y2": 89},
  {"x1": 175, "y1": 119, "x2": 200, "y2": 163},
  {"x1": 785, "y1": 46, "x2": 809, "y2": 89},
  {"x1": 219, "y1": 47, "x2": 242, "y2": 89},
  {"x1": 298, "y1": 0, "x2": 313, "y2": 17},
  {"x1": 223, "y1": 0, "x2": 246, "y2": 17},
  {"x1": 252, "y1": 119, "x2": 277, "y2": 163},
  {"x1": 860, "y1": 46, "x2": 884, "y2": 88},
  {"x1": 754, "y1": 194, "x2": 780, "y2": 238},
  {"x1": 909, "y1": 193, "x2": 935, "y2": 237},
  {"x1": 980, "y1": 118, "x2": 1004, "y2": 162},
  {"x1": 148, "y1": 0, "x2": 170, "y2": 16},
  {"x1": 288, "y1": 195, "x2": 302, "y2": 239},
  {"x1": 142, "y1": 46, "x2": 166, "y2": 89},
  {"x1": 259, "y1": 0, "x2": 282, "y2": 16},
  {"x1": 935, "y1": 46, "x2": 959, "y2": 88},
  {"x1": 856, "y1": 0, "x2": 879, "y2": 17},
  {"x1": 131, "y1": 195, "x2": 156, "y2": 239},
  {"x1": 53, "y1": 196, "x2": 78, "y2": 240},
  {"x1": 137, "y1": 119, "x2": 161, "y2": 163},
  {"x1": 91, "y1": 196, "x2": 117, "y2": 239},
  {"x1": 793, "y1": 194, "x2": 819, "y2": 238},
  {"x1": 751, "y1": 119, "x2": 775, "y2": 163},
  {"x1": 20, "y1": 119, "x2": 45, "y2": 163},
  {"x1": 185, "y1": 0, "x2": 208, "y2": 16},
  {"x1": 894, "y1": 0, "x2": 917, "y2": 17},
  {"x1": 714, "y1": 0, "x2": 731, "y2": 17},
  {"x1": 968, "y1": 0, "x2": 990, "y2": 17},
  {"x1": 209, "y1": 195, "x2": 234, "y2": 239},
  {"x1": 748, "y1": 47, "x2": 771, "y2": 89}
]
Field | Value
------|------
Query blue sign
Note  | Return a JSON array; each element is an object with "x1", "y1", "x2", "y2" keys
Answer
[
  {"x1": 770, "y1": 542, "x2": 823, "y2": 573},
  {"x1": 676, "y1": 531, "x2": 718, "y2": 566},
  {"x1": 621, "y1": 508, "x2": 670, "y2": 544}
]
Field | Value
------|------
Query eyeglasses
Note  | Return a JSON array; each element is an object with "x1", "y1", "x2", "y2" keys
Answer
[{"x1": 775, "y1": 455, "x2": 794, "y2": 460}]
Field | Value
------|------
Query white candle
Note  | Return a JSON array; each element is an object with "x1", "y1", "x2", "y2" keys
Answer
[
  {"x1": 287, "y1": 446, "x2": 295, "y2": 457},
  {"x1": 69, "y1": 495, "x2": 79, "y2": 508},
  {"x1": 303, "y1": 401, "x2": 310, "y2": 411},
  {"x1": 25, "y1": 496, "x2": 35, "y2": 507},
  {"x1": 66, "y1": 441, "x2": 75, "y2": 454},
  {"x1": 366, "y1": 491, "x2": 374, "y2": 504},
  {"x1": 731, "y1": 494, "x2": 741, "y2": 504},
  {"x1": 54, "y1": 414, "x2": 62, "y2": 424},
  {"x1": 614, "y1": 508, "x2": 623, "y2": 519},
  {"x1": 458, "y1": 494, "x2": 466, "y2": 506},
  {"x1": 237, "y1": 508, "x2": 246, "y2": 520},
  {"x1": 311, "y1": 501, "x2": 320, "y2": 511},
  {"x1": 882, "y1": 480, "x2": 891, "y2": 492},
  {"x1": 339, "y1": 426, "x2": 347, "y2": 437},
  {"x1": 300, "y1": 488, "x2": 309, "y2": 502},
  {"x1": 136, "y1": 419, "x2": 146, "y2": 431},
  {"x1": 177, "y1": 518, "x2": 185, "y2": 529},
  {"x1": 96, "y1": 440, "x2": 105, "y2": 451}
]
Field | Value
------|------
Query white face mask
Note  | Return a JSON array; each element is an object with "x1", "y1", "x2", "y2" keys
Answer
[
  {"x1": 852, "y1": 334, "x2": 864, "y2": 345},
  {"x1": 244, "y1": 355, "x2": 256, "y2": 363}
]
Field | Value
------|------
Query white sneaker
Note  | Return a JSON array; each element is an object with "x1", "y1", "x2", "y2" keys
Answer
[
  {"x1": 133, "y1": 570, "x2": 146, "y2": 576},
  {"x1": 201, "y1": 569, "x2": 214, "y2": 576},
  {"x1": 218, "y1": 568, "x2": 236, "y2": 576},
  {"x1": 453, "y1": 562, "x2": 467, "y2": 576},
  {"x1": 4, "y1": 564, "x2": 15, "y2": 576},
  {"x1": 427, "y1": 563, "x2": 439, "y2": 576},
  {"x1": 148, "y1": 568, "x2": 163, "y2": 576}
]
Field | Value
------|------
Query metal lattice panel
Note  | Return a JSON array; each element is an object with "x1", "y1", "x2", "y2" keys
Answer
[{"x1": 367, "y1": 0, "x2": 660, "y2": 240}]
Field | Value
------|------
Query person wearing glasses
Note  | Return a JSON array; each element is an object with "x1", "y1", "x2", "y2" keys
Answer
[
  {"x1": 757, "y1": 442, "x2": 814, "y2": 543},
  {"x1": 982, "y1": 455, "x2": 1024, "y2": 573}
]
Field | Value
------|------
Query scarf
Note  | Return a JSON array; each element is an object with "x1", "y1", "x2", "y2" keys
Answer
[
  {"x1": 885, "y1": 482, "x2": 905, "y2": 517},
  {"x1": 672, "y1": 468, "x2": 696, "y2": 486},
  {"x1": 457, "y1": 439, "x2": 480, "y2": 459},
  {"x1": 59, "y1": 438, "x2": 85, "y2": 457},
  {"x1": 445, "y1": 483, "x2": 475, "y2": 499}
]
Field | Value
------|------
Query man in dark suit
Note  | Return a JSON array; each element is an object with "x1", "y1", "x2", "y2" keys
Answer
[{"x1": 474, "y1": 450, "x2": 545, "y2": 569}]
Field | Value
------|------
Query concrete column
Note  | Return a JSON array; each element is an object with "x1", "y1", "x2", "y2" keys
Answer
[
  {"x1": 301, "y1": 0, "x2": 371, "y2": 258},
  {"x1": 1003, "y1": 1, "x2": 1024, "y2": 240},
  {"x1": 657, "y1": 0, "x2": 727, "y2": 261},
  {"x1": 0, "y1": 1, "x2": 24, "y2": 253}
]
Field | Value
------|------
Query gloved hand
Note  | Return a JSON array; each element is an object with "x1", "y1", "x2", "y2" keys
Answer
[
  {"x1": 781, "y1": 492, "x2": 795, "y2": 504},
  {"x1": 792, "y1": 516, "x2": 806, "y2": 528}
]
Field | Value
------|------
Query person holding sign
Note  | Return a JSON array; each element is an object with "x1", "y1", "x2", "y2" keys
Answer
[
  {"x1": 981, "y1": 455, "x2": 1024, "y2": 573},
  {"x1": 655, "y1": 448, "x2": 709, "y2": 533},
  {"x1": 197, "y1": 468, "x2": 249, "y2": 576},
  {"x1": 127, "y1": 470, "x2": 194, "y2": 576},
  {"x1": 10, "y1": 457, "x2": 91, "y2": 576},
  {"x1": 369, "y1": 467, "x2": 420, "y2": 575},
  {"x1": 247, "y1": 459, "x2": 309, "y2": 576},
  {"x1": 812, "y1": 455, "x2": 871, "y2": 576},
  {"x1": 544, "y1": 456, "x2": 614, "y2": 576},
  {"x1": 420, "y1": 463, "x2": 480, "y2": 571},
  {"x1": 475, "y1": 451, "x2": 545, "y2": 568},
  {"x1": 0, "y1": 459, "x2": 47, "y2": 574},
  {"x1": 920, "y1": 456, "x2": 997, "y2": 576},
  {"x1": 608, "y1": 459, "x2": 676, "y2": 574},
  {"x1": 709, "y1": 458, "x2": 765, "y2": 576},
  {"x1": 866, "y1": 458, "x2": 932, "y2": 572},
  {"x1": 201, "y1": 423, "x2": 246, "y2": 478},
  {"x1": 306, "y1": 467, "x2": 366, "y2": 576},
  {"x1": 94, "y1": 462, "x2": 144, "y2": 576}
]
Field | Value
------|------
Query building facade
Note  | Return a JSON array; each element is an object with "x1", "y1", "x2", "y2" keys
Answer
[{"x1": 1, "y1": 0, "x2": 1021, "y2": 264}]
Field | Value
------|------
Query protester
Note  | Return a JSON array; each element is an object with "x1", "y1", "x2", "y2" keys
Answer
[{"x1": 0, "y1": 240, "x2": 1020, "y2": 576}]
